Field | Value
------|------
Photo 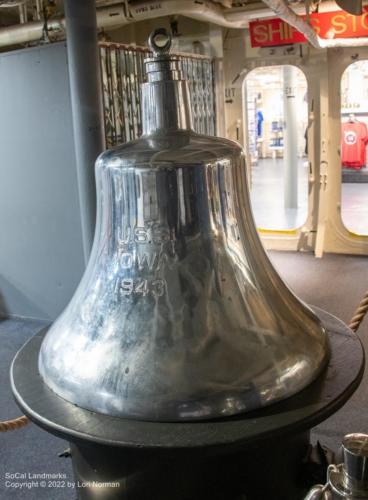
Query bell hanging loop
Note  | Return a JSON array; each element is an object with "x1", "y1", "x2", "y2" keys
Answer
[{"x1": 148, "y1": 28, "x2": 172, "y2": 56}]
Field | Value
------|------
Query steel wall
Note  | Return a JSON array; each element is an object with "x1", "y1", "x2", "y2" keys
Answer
[{"x1": 0, "y1": 43, "x2": 85, "y2": 320}]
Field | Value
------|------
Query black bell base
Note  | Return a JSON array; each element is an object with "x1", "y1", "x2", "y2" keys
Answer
[
  {"x1": 11, "y1": 307, "x2": 365, "y2": 500},
  {"x1": 69, "y1": 431, "x2": 312, "y2": 500}
]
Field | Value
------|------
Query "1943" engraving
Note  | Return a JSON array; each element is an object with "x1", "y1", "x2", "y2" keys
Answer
[{"x1": 115, "y1": 278, "x2": 166, "y2": 298}]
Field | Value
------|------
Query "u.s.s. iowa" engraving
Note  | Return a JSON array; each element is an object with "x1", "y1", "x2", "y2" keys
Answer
[
  {"x1": 114, "y1": 224, "x2": 175, "y2": 298},
  {"x1": 117, "y1": 224, "x2": 174, "y2": 245}
]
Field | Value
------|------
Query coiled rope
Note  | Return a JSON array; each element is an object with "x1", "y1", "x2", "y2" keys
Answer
[
  {"x1": 0, "y1": 415, "x2": 29, "y2": 432},
  {"x1": 1, "y1": 289, "x2": 368, "y2": 432},
  {"x1": 349, "y1": 290, "x2": 368, "y2": 333}
]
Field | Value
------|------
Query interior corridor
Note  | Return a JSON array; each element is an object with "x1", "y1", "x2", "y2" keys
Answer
[{"x1": 251, "y1": 158, "x2": 368, "y2": 235}]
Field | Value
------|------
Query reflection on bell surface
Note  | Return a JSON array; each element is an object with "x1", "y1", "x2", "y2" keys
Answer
[{"x1": 38, "y1": 28, "x2": 329, "y2": 421}]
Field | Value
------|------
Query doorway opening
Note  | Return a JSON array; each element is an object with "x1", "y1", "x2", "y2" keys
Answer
[
  {"x1": 341, "y1": 61, "x2": 368, "y2": 236},
  {"x1": 243, "y1": 65, "x2": 308, "y2": 231}
]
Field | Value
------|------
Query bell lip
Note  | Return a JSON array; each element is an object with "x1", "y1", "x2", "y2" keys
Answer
[
  {"x1": 11, "y1": 307, "x2": 364, "y2": 450},
  {"x1": 37, "y1": 322, "x2": 330, "y2": 423},
  {"x1": 39, "y1": 354, "x2": 330, "y2": 423}
]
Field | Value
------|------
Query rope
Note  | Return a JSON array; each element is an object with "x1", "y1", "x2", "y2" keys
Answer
[
  {"x1": 349, "y1": 290, "x2": 368, "y2": 333},
  {"x1": 0, "y1": 415, "x2": 29, "y2": 432}
]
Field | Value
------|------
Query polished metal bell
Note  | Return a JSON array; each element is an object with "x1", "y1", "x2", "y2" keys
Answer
[{"x1": 38, "y1": 28, "x2": 329, "y2": 422}]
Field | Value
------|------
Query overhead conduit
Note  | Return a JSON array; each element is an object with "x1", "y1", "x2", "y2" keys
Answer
[
  {"x1": 1, "y1": 0, "x2": 367, "y2": 49},
  {"x1": 0, "y1": 0, "x2": 248, "y2": 47},
  {"x1": 0, "y1": 4, "x2": 124, "y2": 46}
]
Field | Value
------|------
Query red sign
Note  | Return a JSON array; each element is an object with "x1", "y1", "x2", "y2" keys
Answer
[{"x1": 249, "y1": 8, "x2": 368, "y2": 47}]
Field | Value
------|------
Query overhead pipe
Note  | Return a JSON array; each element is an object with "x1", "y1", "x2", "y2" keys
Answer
[
  {"x1": 0, "y1": 1, "x2": 28, "y2": 6},
  {"x1": 34, "y1": 0, "x2": 41, "y2": 20},
  {"x1": 0, "y1": 4, "x2": 129, "y2": 47},
  {"x1": 0, "y1": 18, "x2": 63, "y2": 46},
  {"x1": 1, "y1": 0, "x2": 368, "y2": 49},
  {"x1": 0, "y1": 0, "x2": 248, "y2": 48},
  {"x1": 18, "y1": 2, "x2": 27, "y2": 24}
]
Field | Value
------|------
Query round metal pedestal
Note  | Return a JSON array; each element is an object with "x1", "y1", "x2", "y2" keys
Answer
[{"x1": 11, "y1": 308, "x2": 365, "y2": 500}]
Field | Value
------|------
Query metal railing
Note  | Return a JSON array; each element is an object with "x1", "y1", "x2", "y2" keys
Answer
[{"x1": 99, "y1": 42, "x2": 216, "y2": 148}]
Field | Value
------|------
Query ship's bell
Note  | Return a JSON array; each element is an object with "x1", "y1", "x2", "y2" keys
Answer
[{"x1": 39, "y1": 29, "x2": 329, "y2": 421}]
